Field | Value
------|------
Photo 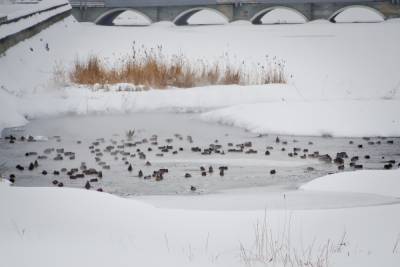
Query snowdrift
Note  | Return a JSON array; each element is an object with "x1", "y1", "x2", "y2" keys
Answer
[
  {"x1": 301, "y1": 169, "x2": 400, "y2": 197},
  {"x1": 201, "y1": 100, "x2": 400, "y2": 137}
]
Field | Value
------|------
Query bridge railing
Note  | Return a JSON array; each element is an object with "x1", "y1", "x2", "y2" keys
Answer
[
  {"x1": 68, "y1": 0, "x2": 400, "y2": 8},
  {"x1": 69, "y1": 1, "x2": 105, "y2": 7}
]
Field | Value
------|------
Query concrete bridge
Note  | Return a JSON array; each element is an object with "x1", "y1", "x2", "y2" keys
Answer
[{"x1": 69, "y1": 0, "x2": 400, "y2": 25}]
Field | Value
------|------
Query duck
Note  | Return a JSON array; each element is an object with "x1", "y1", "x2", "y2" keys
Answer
[{"x1": 85, "y1": 181, "x2": 91, "y2": 190}]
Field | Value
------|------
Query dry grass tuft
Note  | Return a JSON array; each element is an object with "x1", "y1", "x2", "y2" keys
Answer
[
  {"x1": 70, "y1": 56, "x2": 107, "y2": 85},
  {"x1": 68, "y1": 44, "x2": 287, "y2": 89},
  {"x1": 239, "y1": 212, "x2": 349, "y2": 267},
  {"x1": 52, "y1": 60, "x2": 68, "y2": 87}
]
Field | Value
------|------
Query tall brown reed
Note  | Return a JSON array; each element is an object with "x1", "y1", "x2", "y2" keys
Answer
[{"x1": 69, "y1": 44, "x2": 287, "y2": 89}]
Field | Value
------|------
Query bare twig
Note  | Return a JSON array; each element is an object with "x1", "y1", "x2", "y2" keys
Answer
[{"x1": 393, "y1": 233, "x2": 400, "y2": 254}]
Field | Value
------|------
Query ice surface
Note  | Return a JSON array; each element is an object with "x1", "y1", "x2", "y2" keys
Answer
[{"x1": 2, "y1": 113, "x2": 399, "y2": 197}]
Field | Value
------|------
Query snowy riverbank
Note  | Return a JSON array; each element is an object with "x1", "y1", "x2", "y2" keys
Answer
[
  {"x1": 1, "y1": 85, "x2": 400, "y2": 137},
  {"x1": 1, "y1": 169, "x2": 400, "y2": 267},
  {"x1": 1, "y1": 15, "x2": 400, "y2": 137}
]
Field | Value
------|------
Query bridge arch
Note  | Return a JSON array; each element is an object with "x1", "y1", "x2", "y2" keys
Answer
[
  {"x1": 173, "y1": 7, "x2": 229, "y2": 26},
  {"x1": 251, "y1": 6, "x2": 308, "y2": 24},
  {"x1": 329, "y1": 5, "x2": 385, "y2": 23},
  {"x1": 94, "y1": 8, "x2": 152, "y2": 26}
]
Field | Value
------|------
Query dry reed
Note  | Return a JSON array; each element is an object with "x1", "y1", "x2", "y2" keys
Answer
[{"x1": 68, "y1": 44, "x2": 287, "y2": 89}]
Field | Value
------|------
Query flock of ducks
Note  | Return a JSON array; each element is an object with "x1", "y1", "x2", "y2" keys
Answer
[{"x1": 2, "y1": 132, "x2": 399, "y2": 193}]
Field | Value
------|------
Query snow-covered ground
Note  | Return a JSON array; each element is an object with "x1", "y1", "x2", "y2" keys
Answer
[
  {"x1": 0, "y1": 0, "x2": 68, "y2": 19},
  {"x1": 301, "y1": 169, "x2": 400, "y2": 197},
  {"x1": 113, "y1": 10, "x2": 152, "y2": 26},
  {"x1": 1, "y1": 14, "x2": 400, "y2": 137},
  {"x1": 2, "y1": 84, "x2": 399, "y2": 137},
  {"x1": 1, "y1": 8, "x2": 400, "y2": 267},
  {"x1": 0, "y1": 0, "x2": 70, "y2": 39},
  {"x1": 201, "y1": 99, "x2": 400, "y2": 137},
  {"x1": 334, "y1": 7, "x2": 385, "y2": 23},
  {"x1": 1, "y1": 169, "x2": 400, "y2": 267}
]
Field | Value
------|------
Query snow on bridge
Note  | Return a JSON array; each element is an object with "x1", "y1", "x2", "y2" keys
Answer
[{"x1": 68, "y1": 0, "x2": 400, "y2": 25}]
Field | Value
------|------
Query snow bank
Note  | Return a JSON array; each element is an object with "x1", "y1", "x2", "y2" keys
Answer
[
  {"x1": 0, "y1": 1, "x2": 71, "y2": 39},
  {"x1": 2, "y1": 15, "x2": 400, "y2": 100},
  {"x1": 334, "y1": 7, "x2": 385, "y2": 23},
  {"x1": 113, "y1": 10, "x2": 151, "y2": 26},
  {"x1": 0, "y1": 84, "x2": 301, "y2": 133},
  {"x1": 3, "y1": 85, "x2": 400, "y2": 138},
  {"x1": 0, "y1": 90, "x2": 28, "y2": 132},
  {"x1": 1, "y1": 170, "x2": 400, "y2": 267},
  {"x1": 301, "y1": 169, "x2": 400, "y2": 197},
  {"x1": 228, "y1": 20, "x2": 252, "y2": 26},
  {"x1": 260, "y1": 8, "x2": 307, "y2": 24},
  {"x1": 307, "y1": 19, "x2": 331, "y2": 24},
  {"x1": 0, "y1": 0, "x2": 68, "y2": 19},
  {"x1": 187, "y1": 9, "x2": 228, "y2": 25},
  {"x1": 67, "y1": 83, "x2": 299, "y2": 111},
  {"x1": 201, "y1": 100, "x2": 400, "y2": 137},
  {"x1": 150, "y1": 21, "x2": 175, "y2": 28}
]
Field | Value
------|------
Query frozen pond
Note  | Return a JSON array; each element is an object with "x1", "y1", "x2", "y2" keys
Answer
[{"x1": 1, "y1": 112, "x2": 399, "y2": 198}]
